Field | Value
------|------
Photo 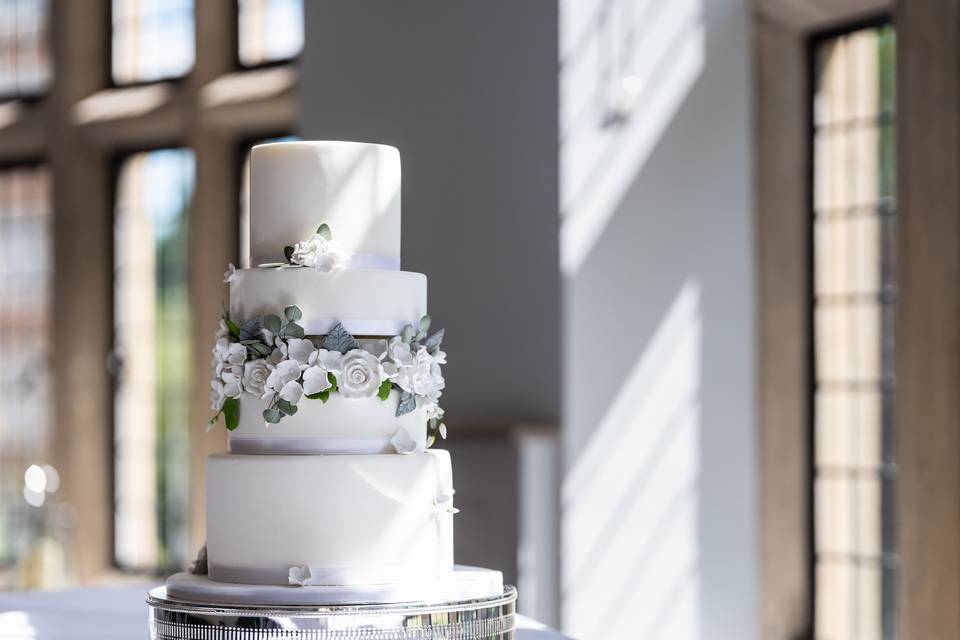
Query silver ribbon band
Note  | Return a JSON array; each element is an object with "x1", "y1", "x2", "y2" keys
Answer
[
  {"x1": 228, "y1": 436, "x2": 394, "y2": 455},
  {"x1": 208, "y1": 563, "x2": 418, "y2": 587},
  {"x1": 253, "y1": 252, "x2": 401, "y2": 271}
]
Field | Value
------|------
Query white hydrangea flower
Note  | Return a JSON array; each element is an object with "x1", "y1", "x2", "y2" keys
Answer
[
  {"x1": 390, "y1": 427, "x2": 419, "y2": 454},
  {"x1": 279, "y1": 379, "x2": 304, "y2": 404},
  {"x1": 215, "y1": 319, "x2": 229, "y2": 340},
  {"x1": 311, "y1": 348, "x2": 343, "y2": 374},
  {"x1": 432, "y1": 490, "x2": 459, "y2": 519},
  {"x1": 210, "y1": 379, "x2": 227, "y2": 411},
  {"x1": 221, "y1": 369, "x2": 243, "y2": 399},
  {"x1": 291, "y1": 234, "x2": 345, "y2": 274},
  {"x1": 286, "y1": 338, "x2": 316, "y2": 369},
  {"x1": 265, "y1": 359, "x2": 302, "y2": 395},
  {"x1": 338, "y1": 349, "x2": 384, "y2": 399},
  {"x1": 302, "y1": 365, "x2": 332, "y2": 396},
  {"x1": 387, "y1": 336, "x2": 414, "y2": 367},
  {"x1": 241, "y1": 359, "x2": 273, "y2": 397},
  {"x1": 267, "y1": 337, "x2": 288, "y2": 365},
  {"x1": 225, "y1": 342, "x2": 247, "y2": 367},
  {"x1": 301, "y1": 349, "x2": 342, "y2": 396},
  {"x1": 223, "y1": 263, "x2": 238, "y2": 283},
  {"x1": 288, "y1": 565, "x2": 313, "y2": 586}
]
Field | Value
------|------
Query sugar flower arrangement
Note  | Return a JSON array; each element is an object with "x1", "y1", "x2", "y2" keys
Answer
[{"x1": 209, "y1": 306, "x2": 447, "y2": 446}]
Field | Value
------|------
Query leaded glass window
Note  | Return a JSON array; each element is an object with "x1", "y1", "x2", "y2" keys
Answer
[{"x1": 812, "y1": 22, "x2": 897, "y2": 640}]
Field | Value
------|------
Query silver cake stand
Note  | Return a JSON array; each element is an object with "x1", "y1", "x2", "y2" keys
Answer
[{"x1": 147, "y1": 584, "x2": 518, "y2": 639}]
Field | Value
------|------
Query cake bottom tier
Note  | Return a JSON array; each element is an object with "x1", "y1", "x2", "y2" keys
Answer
[
  {"x1": 206, "y1": 450, "x2": 454, "y2": 586},
  {"x1": 165, "y1": 566, "x2": 504, "y2": 606}
]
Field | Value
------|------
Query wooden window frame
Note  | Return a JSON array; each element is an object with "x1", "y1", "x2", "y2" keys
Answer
[
  {"x1": 0, "y1": 0, "x2": 297, "y2": 582},
  {"x1": 757, "y1": 1, "x2": 960, "y2": 638}
]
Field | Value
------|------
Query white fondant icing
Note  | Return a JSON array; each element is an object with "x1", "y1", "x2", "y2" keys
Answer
[
  {"x1": 205, "y1": 450, "x2": 454, "y2": 586},
  {"x1": 229, "y1": 391, "x2": 427, "y2": 455},
  {"x1": 166, "y1": 566, "x2": 504, "y2": 606},
  {"x1": 250, "y1": 141, "x2": 401, "y2": 267},
  {"x1": 229, "y1": 267, "x2": 426, "y2": 337}
]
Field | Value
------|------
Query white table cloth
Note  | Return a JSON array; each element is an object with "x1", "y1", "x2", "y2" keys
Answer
[{"x1": 0, "y1": 584, "x2": 568, "y2": 639}]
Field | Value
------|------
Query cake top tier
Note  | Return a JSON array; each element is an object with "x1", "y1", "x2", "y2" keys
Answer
[{"x1": 250, "y1": 141, "x2": 401, "y2": 269}]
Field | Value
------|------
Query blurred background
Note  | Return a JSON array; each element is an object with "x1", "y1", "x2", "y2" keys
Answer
[{"x1": 0, "y1": 1, "x2": 958, "y2": 639}]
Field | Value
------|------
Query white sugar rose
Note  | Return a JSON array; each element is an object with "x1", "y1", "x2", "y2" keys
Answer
[
  {"x1": 242, "y1": 359, "x2": 273, "y2": 397},
  {"x1": 286, "y1": 338, "x2": 316, "y2": 368},
  {"x1": 291, "y1": 234, "x2": 344, "y2": 274},
  {"x1": 338, "y1": 349, "x2": 384, "y2": 399}
]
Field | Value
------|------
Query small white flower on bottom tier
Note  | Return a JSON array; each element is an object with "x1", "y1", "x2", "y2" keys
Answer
[
  {"x1": 288, "y1": 565, "x2": 313, "y2": 586},
  {"x1": 390, "y1": 427, "x2": 419, "y2": 454}
]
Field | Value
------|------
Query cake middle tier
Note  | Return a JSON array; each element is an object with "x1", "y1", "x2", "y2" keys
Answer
[
  {"x1": 206, "y1": 450, "x2": 454, "y2": 586},
  {"x1": 228, "y1": 390, "x2": 427, "y2": 454},
  {"x1": 230, "y1": 267, "x2": 426, "y2": 337}
]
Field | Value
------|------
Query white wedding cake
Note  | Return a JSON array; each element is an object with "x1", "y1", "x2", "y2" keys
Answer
[{"x1": 165, "y1": 141, "x2": 505, "y2": 606}]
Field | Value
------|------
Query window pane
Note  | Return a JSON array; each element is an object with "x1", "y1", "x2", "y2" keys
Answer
[
  {"x1": 112, "y1": 0, "x2": 195, "y2": 85},
  {"x1": 113, "y1": 149, "x2": 194, "y2": 570},
  {"x1": 0, "y1": 165, "x2": 56, "y2": 588},
  {"x1": 238, "y1": 0, "x2": 304, "y2": 67},
  {"x1": 0, "y1": 0, "x2": 52, "y2": 98},
  {"x1": 812, "y1": 22, "x2": 896, "y2": 640}
]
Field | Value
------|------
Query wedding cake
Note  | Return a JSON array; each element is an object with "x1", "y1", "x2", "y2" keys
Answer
[{"x1": 163, "y1": 141, "x2": 506, "y2": 607}]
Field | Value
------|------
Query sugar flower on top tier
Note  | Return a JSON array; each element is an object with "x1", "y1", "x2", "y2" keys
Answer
[{"x1": 283, "y1": 223, "x2": 345, "y2": 273}]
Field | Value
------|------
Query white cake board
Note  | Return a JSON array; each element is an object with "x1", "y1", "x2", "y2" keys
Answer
[{"x1": 166, "y1": 565, "x2": 503, "y2": 606}]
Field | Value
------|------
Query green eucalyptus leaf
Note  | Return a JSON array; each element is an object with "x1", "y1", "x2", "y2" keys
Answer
[
  {"x1": 306, "y1": 390, "x2": 332, "y2": 403},
  {"x1": 284, "y1": 246, "x2": 296, "y2": 264},
  {"x1": 322, "y1": 322, "x2": 359, "y2": 354},
  {"x1": 327, "y1": 372, "x2": 338, "y2": 391},
  {"x1": 401, "y1": 324, "x2": 414, "y2": 344},
  {"x1": 223, "y1": 397, "x2": 240, "y2": 431},
  {"x1": 282, "y1": 322, "x2": 305, "y2": 339},
  {"x1": 396, "y1": 391, "x2": 417, "y2": 417},
  {"x1": 377, "y1": 380, "x2": 392, "y2": 401},
  {"x1": 276, "y1": 399, "x2": 298, "y2": 416},
  {"x1": 239, "y1": 317, "x2": 263, "y2": 341},
  {"x1": 424, "y1": 328, "x2": 445, "y2": 354},
  {"x1": 316, "y1": 223, "x2": 332, "y2": 240},
  {"x1": 263, "y1": 315, "x2": 282, "y2": 334},
  {"x1": 426, "y1": 433, "x2": 436, "y2": 449},
  {"x1": 246, "y1": 342, "x2": 272, "y2": 358},
  {"x1": 263, "y1": 407, "x2": 282, "y2": 424},
  {"x1": 224, "y1": 317, "x2": 242, "y2": 338},
  {"x1": 284, "y1": 305, "x2": 303, "y2": 322}
]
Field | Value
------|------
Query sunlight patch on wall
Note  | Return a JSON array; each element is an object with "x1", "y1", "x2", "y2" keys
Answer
[
  {"x1": 562, "y1": 281, "x2": 701, "y2": 639},
  {"x1": 559, "y1": 0, "x2": 705, "y2": 275}
]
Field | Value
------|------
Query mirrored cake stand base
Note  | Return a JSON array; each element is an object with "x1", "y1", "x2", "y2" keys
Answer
[{"x1": 147, "y1": 566, "x2": 517, "y2": 639}]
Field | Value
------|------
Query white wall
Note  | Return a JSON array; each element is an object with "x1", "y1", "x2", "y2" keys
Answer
[
  {"x1": 299, "y1": 0, "x2": 560, "y2": 427},
  {"x1": 297, "y1": 1, "x2": 562, "y2": 620},
  {"x1": 561, "y1": 0, "x2": 758, "y2": 638}
]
